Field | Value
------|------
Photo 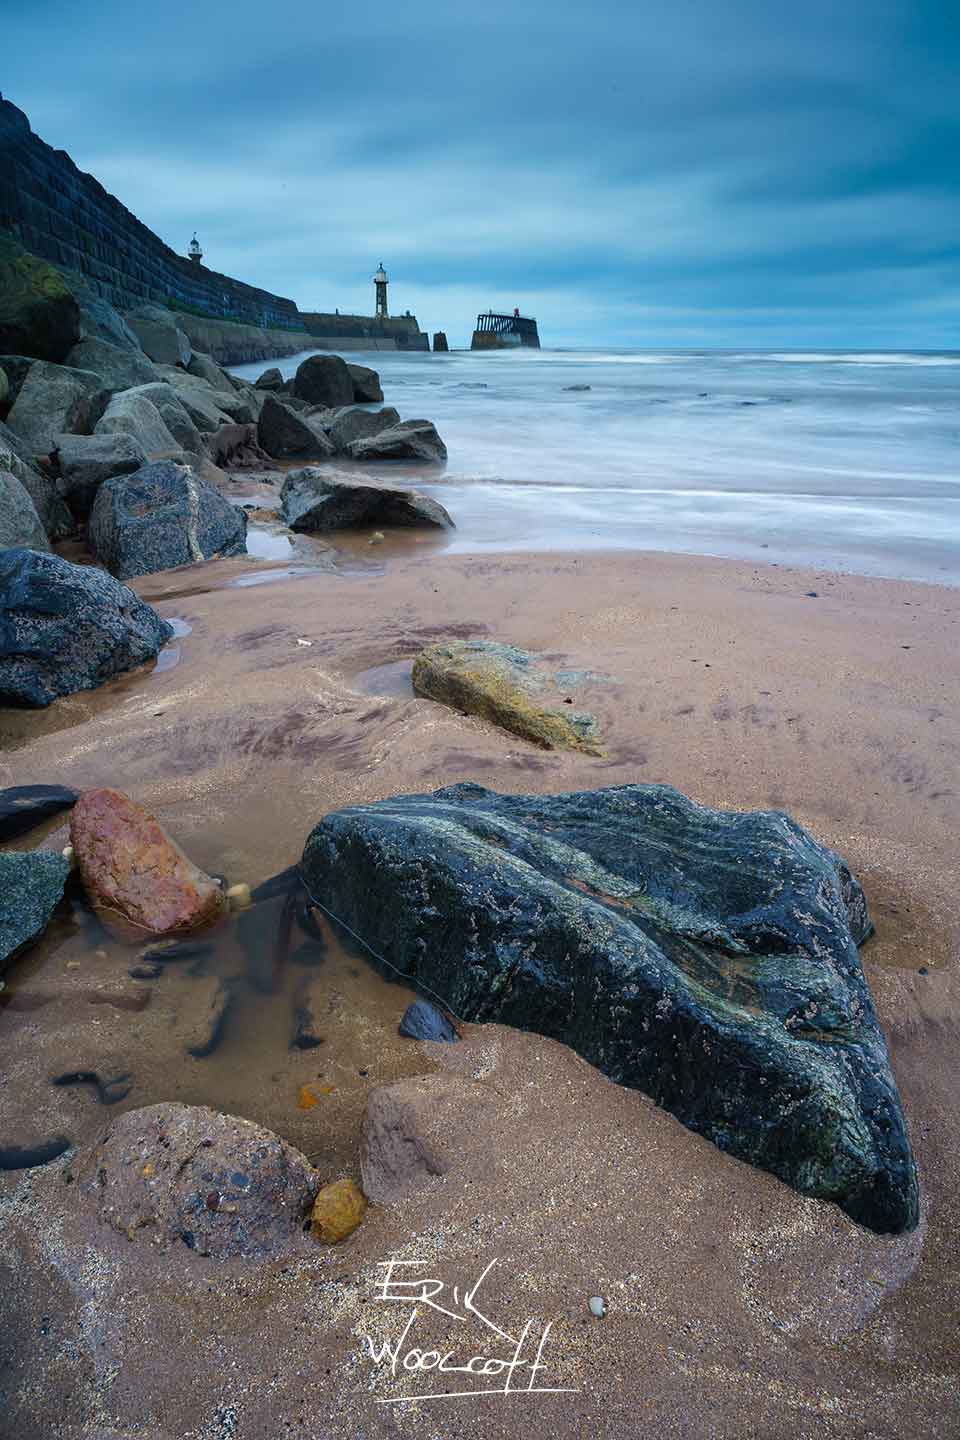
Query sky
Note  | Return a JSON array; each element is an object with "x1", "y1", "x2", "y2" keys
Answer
[{"x1": 6, "y1": 0, "x2": 959, "y2": 348}]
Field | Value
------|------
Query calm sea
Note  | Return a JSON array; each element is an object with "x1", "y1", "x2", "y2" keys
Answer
[{"x1": 231, "y1": 347, "x2": 960, "y2": 585}]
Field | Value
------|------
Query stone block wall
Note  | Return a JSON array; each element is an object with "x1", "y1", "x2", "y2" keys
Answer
[{"x1": 0, "y1": 92, "x2": 304, "y2": 330}]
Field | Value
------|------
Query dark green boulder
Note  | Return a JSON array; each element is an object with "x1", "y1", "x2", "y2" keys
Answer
[
  {"x1": 0, "y1": 235, "x2": 81, "y2": 363},
  {"x1": 0, "y1": 850, "x2": 71, "y2": 977},
  {"x1": 301, "y1": 782, "x2": 919, "y2": 1234}
]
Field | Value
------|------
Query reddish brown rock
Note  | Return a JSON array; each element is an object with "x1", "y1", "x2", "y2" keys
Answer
[{"x1": 70, "y1": 787, "x2": 225, "y2": 939}]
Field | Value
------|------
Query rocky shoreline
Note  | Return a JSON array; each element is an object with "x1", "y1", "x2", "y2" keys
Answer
[{"x1": 1, "y1": 235, "x2": 958, "y2": 1436}]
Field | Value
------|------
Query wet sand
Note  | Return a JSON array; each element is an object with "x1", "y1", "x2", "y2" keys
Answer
[{"x1": 1, "y1": 544, "x2": 958, "y2": 1437}]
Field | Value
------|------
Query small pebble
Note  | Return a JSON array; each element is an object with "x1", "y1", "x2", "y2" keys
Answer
[
  {"x1": 61, "y1": 845, "x2": 75, "y2": 865},
  {"x1": 368, "y1": 531, "x2": 385, "y2": 546},
  {"x1": 918, "y1": 966, "x2": 928, "y2": 975},
  {"x1": 588, "y1": 1296, "x2": 607, "y2": 1318},
  {"x1": 227, "y1": 883, "x2": 252, "y2": 911}
]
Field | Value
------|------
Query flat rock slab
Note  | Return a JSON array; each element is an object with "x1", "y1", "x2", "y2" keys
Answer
[
  {"x1": 70, "y1": 1102, "x2": 319, "y2": 1257},
  {"x1": 0, "y1": 850, "x2": 70, "y2": 977},
  {"x1": 412, "y1": 638, "x2": 603, "y2": 753},
  {"x1": 0, "y1": 547, "x2": 173, "y2": 707},
  {"x1": 280, "y1": 468, "x2": 454, "y2": 533},
  {"x1": 302, "y1": 781, "x2": 920, "y2": 1234},
  {"x1": 70, "y1": 787, "x2": 226, "y2": 939},
  {"x1": 0, "y1": 783, "x2": 77, "y2": 841}
]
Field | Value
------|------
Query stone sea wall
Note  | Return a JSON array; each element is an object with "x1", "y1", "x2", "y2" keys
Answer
[{"x1": 0, "y1": 92, "x2": 303, "y2": 332}]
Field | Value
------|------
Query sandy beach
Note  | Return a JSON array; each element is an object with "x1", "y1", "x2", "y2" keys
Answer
[{"x1": 2, "y1": 543, "x2": 958, "y2": 1438}]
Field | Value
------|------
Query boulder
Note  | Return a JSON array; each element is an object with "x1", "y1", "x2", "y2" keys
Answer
[
  {"x1": 0, "y1": 355, "x2": 34, "y2": 410},
  {"x1": 229, "y1": 378, "x2": 266, "y2": 421},
  {"x1": 70, "y1": 1102, "x2": 319, "y2": 1257},
  {"x1": 310, "y1": 1178, "x2": 367, "y2": 1243},
  {"x1": 53, "y1": 433, "x2": 148, "y2": 519},
  {"x1": 361, "y1": 1075, "x2": 487, "y2": 1204},
  {"x1": 118, "y1": 384, "x2": 205, "y2": 455},
  {"x1": 125, "y1": 312, "x2": 191, "y2": 368},
  {"x1": 0, "y1": 548, "x2": 173, "y2": 707},
  {"x1": 0, "y1": 784, "x2": 78, "y2": 842},
  {"x1": 70, "y1": 787, "x2": 226, "y2": 939},
  {"x1": 291, "y1": 354, "x2": 354, "y2": 408},
  {"x1": 64, "y1": 337, "x2": 160, "y2": 391},
  {"x1": 158, "y1": 370, "x2": 250, "y2": 430},
  {"x1": 186, "y1": 351, "x2": 235, "y2": 392},
  {"x1": 94, "y1": 391, "x2": 183, "y2": 458},
  {"x1": 69, "y1": 276, "x2": 145, "y2": 352},
  {"x1": 0, "y1": 419, "x2": 73, "y2": 539},
  {"x1": 254, "y1": 366, "x2": 285, "y2": 391},
  {"x1": 346, "y1": 363, "x2": 383, "y2": 403},
  {"x1": 412, "y1": 639, "x2": 602, "y2": 753},
  {"x1": 205, "y1": 422, "x2": 273, "y2": 470},
  {"x1": 0, "y1": 470, "x2": 50, "y2": 551},
  {"x1": 302, "y1": 781, "x2": 920, "y2": 1235},
  {"x1": 327, "y1": 405, "x2": 400, "y2": 452},
  {"x1": 279, "y1": 469, "x2": 454, "y2": 533},
  {"x1": 6, "y1": 361, "x2": 109, "y2": 454},
  {"x1": 0, "y1": 851, "x2": 71, "y2": 978},
  {"x1": 88, "y1": 460, "x2": 247, "y2": 579},
  {"x1": 0, "y1": 234, "x2": 81, "y2": 362},
  {"x1": 346, "y1": 420, "x2": 447, "y2": 463},
  {"x1": 257, "y1": 394, "x2": 334, "y2": 460}
]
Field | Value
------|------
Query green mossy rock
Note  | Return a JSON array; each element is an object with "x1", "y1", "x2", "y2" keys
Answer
[
  {"x1": 412, "y1": 639, "x2": 603, "y2": 754},
  {"x1": 0, "y1": 235, "x2": 81, "y2": 363},
  {"x1": 302, "y1": 781, "x2": 919, "y2": 1234}
]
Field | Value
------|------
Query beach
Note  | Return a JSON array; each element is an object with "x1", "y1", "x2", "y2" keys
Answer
[{"x1": 2, "y1": 543, "x2": 958, "y2": 1437}]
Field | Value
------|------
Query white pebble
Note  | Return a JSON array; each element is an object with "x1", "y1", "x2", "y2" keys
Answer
[{"x1": 588, "y1": 1295, "x2": 607, "y2": 1318}]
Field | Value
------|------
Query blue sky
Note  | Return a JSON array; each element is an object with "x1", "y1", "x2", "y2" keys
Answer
[{"x1": 7, "y1": 0, "x2": 959, "y2": 347}]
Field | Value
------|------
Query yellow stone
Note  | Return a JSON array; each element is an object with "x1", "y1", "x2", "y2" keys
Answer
[{"x1": 310, "y1": 1178, "x2": 367, "y2": 1243}]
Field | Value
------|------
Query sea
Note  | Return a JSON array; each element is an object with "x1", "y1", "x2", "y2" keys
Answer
[{"x1": 231, "y1": 347, "x2": 960, "y2": 585}]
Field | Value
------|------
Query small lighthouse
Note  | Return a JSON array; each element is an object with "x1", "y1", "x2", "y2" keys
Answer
[
  {"x1": 188, "y1": 233, "x2": 203, "y2": 264},
  {"x1": 373, "y1": 262, "x2": 388, "y2": 320}
]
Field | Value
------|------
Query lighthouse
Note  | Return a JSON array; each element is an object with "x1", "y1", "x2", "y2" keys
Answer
[
  {"x1": 373, "y1": 262, "x2": 388, "y2": 319},
  {"x1": 188, "y1": 233, "x2": 203, "y2": 264}
]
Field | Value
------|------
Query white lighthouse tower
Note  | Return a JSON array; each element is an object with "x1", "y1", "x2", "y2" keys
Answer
[
  {"x1": 373, "y1": 262, "x2": 389, "y2": 320},
  {"x1": 187, "y1": 233, "x2": 203, "y2": 264}
]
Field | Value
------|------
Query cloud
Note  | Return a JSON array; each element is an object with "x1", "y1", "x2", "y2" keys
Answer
[{"x1": 6, "y1": 0, "x2": 957, "y2": 345}]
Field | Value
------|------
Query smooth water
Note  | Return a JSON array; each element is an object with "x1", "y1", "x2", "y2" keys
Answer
[{"x1": 232, "y1": 347, "x2": 960, "y2": 584}]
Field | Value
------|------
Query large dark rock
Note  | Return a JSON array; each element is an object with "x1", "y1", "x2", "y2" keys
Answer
[
  {"x1": 292, "y1": 354, "x2": 354, "y2": 408},
  {"x1": 327, "y1": 405, "x2": 400, "y2": 453},
  {"x1": 0, "y1": 234, "x2": 81, "y2": 363},
  {"x1": 53, "y1": 433, "x2": 148, "y2": 519},
  {"x1": 71, "y1": 1103, "x2": 320, "y2": 1258},
  {"x1": 89, "y1": 460, "x2": 247, "y2": 579},
  {"x1": 257, "y1": 394, "x2": 334, "y2": 459},
  {"x1": 0, "y1": 470, "x2": 50, "y2": 550},
  {"x1": 301, "y1": 781, "x2": 920, "y2": 1234},
  {"x1": 6, "y1": 360, "x2": 109, "y2": 454},
  {"x1": 346, "y1": 419, "x2": 447, "y2": 463},
  {"x1": 280, "y1": 468, "x2": 454, "y2": 533},
  {"x1": 0, "y1": 850, "x2": 71, "y2": 978},
  {"x1": 346, "y1": 363, "x2": 383, "y2": 403},
  {"x1": 0, "y1": 548, "x2": 173, "y2": 706}
]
